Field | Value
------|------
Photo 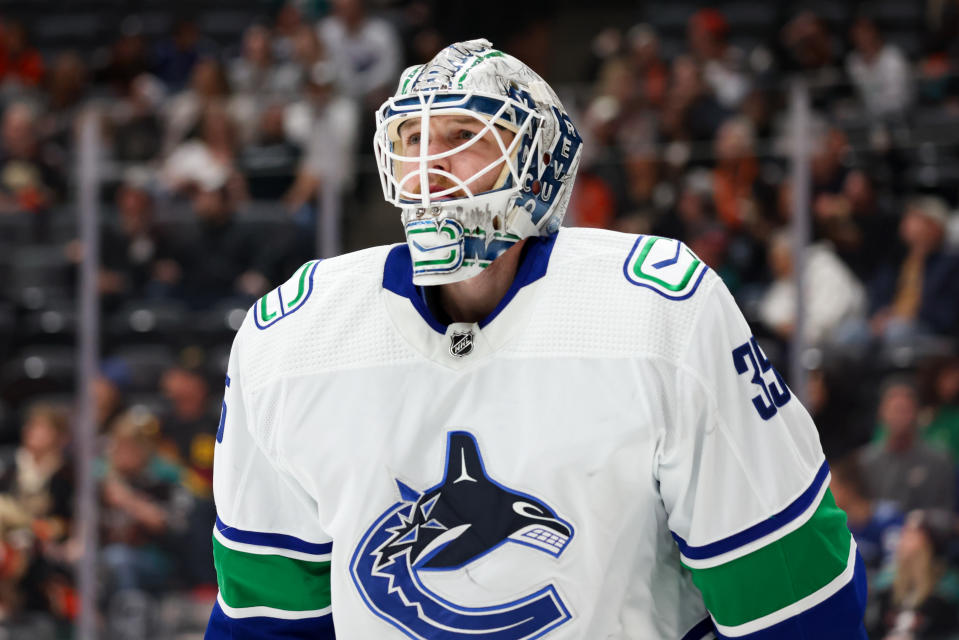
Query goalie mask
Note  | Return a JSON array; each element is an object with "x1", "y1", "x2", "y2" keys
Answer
[{"x1": 374, "y1": 39, "x2": 582, "y2": 285}]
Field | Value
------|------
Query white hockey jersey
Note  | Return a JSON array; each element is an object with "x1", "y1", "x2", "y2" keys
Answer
[{"x1": 205, "y1": 228, "x2": 866, "y2": 640}]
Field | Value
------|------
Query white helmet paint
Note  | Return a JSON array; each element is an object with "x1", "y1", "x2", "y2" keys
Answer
[{"x1": 374, "y1": 39, "x2": 582, "y2": 285}]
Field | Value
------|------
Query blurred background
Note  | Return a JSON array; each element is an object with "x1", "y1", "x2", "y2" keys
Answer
[{"x1": 0, "y1": 0, "x2": 958, "y2": 638}]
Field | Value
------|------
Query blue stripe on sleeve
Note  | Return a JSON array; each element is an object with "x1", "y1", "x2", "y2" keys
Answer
[
  {"x1": 205, "y1": 601, "x2": 335, "y2": 639},
  {"x1": 681, "y1": 616, "x2": 716, "y2": 640},
  {"x1": 714, "y1": 550, "x2": 868, "y2": 640},
  {"x1": 672, "y1": 460, "x2": 830, "y2": 560},
  {"x1": 215, "y1": 516, "x2": 333, "y2": 555}
]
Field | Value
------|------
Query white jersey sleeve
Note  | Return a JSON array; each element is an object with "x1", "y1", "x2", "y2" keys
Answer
[
  {"x1": 205, "y1": 307, "x2": 336, "y2": 639},
  {"x1": 657, "y1": 274, "x2": 867, "y2": 640}
]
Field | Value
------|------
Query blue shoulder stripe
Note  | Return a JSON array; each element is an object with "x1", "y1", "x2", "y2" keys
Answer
[
  {"x1": 215, "y1": 516, "x2": 333, "y2": 555},
  {"x1": 672, "y1": 460, "x2": 830, "y2": 560},
  {"x1": 713, "y1": 552, "x2": 868, "y2": 640},
  {"x1": 205, "y1": 601, "x2": 335, "y2": 639}
]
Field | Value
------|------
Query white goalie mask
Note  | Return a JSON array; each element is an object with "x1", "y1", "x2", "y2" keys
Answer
[{"x1": 374, "y1": 39, "x2": 582, "y2": 285}]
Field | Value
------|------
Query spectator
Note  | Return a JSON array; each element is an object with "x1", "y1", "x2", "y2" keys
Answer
[
  {"x1": 867, "y1": 509, "x2": 959, "y2": 639},
  {"x1": 0, "y1": 102, "x2": 64, "y2": 215},
  {"x1": 272, "y1": 2, "x2": 306, "y2": 63},
  {"x1": 594, "y1": 54, "x2": 638, "y2": 114},
  {"x1": 0, "y1": 405, "x2": 72, "y2": 541},
  {"x1": 157, "y1": 363, "x2": 220, "y2": 590},
  {"x1": 739, "y1": 88, "x2": 774, "y2": 142},
  {"x1": 659, "y1": 55, "x2": 728, "y2": 145},
  {"x1": 317, "y1": 0, "x2": 402, "y2": 109},
  {"x1": 0, "y1": 405, "x2": 73, "y2": 621},
  {"x1": 830, "y1": 453, "x2": 904, "y2": 573},
  {"x1": 94, "y1": 362, "x2": 130, "y2": 434},
  {"x1": 284, "y1": 61, "x2": 359, "y2": 215},
  {"x1": 108, "y1": 73, "x2": 165, "y2": 165},
  {"x1": 394, "y1": 0, "x2": 443, "y2": 66},
  {"x1": 780, "y1": 12, "x2": 846, "y2": 109},
  {"x1": 228, "y1": 24, "x2": 300, "y2": 109},
  {"x1": 686, "y1": 225, "x2": 741, "y2": 292},
  {"x1": 99, "y1": 409, "x2": 181, "y2": 597},
  {"x1": 151, "y1": 17, "x2": 215, "y2": 93},
  {"x1": 807, "y1": 364, "x2": 873, "y2": 460},
  {"x1": 567, "y1": 94, "x2": 629, "y2": 231},
  {"x1": 85, "y1": 172, "x2": 184, "y2": 301},
  {"x1": 810, "y1": 126, "x2": 850, "y2": 201},
  {"x1": 176, "y1": 178, "x2": 272, "y2": 306},
  {"x1": 712, "y1": 116, "x2": 766, "y2": 232},
  {"x1": 583, "y1": 27, "x2": 622, "y2": 85},
  {"x1": 860, "y1": 376, "x2": 955, "y2": 513},
  {"x1": 0, "y1": 20, "x2": 44, "y2": 91},
  {"x1": 162, "y1": 58, "x2": 231, "y2": 153},
  {"x1": 157, "y1": 366, "x2": 217, "y2": 494},
  {"x1": 162, "y1": 102, "x2": 247, "y2": 202},
  {"x1": 922, "y1": 356, "x2": 959, "y2": 463},
  {"x1": 567, "y1": 169, "x2": 617, "y2": 230},
  {"x1": 620, "y1": 148, "x2": 661, "y2": 224},
  {"x1": 574, "y1": 95, "x2": 630, "y2": 225},
  {"x1": 846, "y1": 16, "x2": 914, "y2": 120},
  {"x1": 38, "y1": 52, "x2": 88, "y2": 158},
  {"x1": 816, "y1": 170, "x2": 899, "y2": 282},
  {"x1": 869, "y1": 196, "x2": 959, "y2": 347},
  {"x1": 687, "y1": 8, "x2": 750, "y2": 109},
  {"x1": 288, "y1": 22, "x2": 328, "y2": 88},
  {"x1": 758, "y1": 231, "x2": 867, "y2": 348},
  {"x1": 239, "y1": 103, "x2": 302, "y2": 200},
  {"x1": 94, "y1": 18, "x2": 151, "y2": 97},
  {"x1": 624, "y1": 24, "x2": 667, "y2": 109},
  {"x1": 919, "y1": 1, "x2": 959, "y2": 104}
]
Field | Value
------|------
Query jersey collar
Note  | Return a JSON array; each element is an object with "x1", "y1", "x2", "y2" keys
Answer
[{"x1": 382, "y1": 234, "x2": 556, "y2": 335}]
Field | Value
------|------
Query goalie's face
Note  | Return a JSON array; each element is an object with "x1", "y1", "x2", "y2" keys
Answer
[{"x1": 393, "y1": 113, "x2": 516, "y2": 201}]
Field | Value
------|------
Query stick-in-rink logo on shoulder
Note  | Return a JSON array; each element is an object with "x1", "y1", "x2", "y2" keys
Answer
[{"x1": 350, "y1": 431, "x2": 574, "y2": 639}]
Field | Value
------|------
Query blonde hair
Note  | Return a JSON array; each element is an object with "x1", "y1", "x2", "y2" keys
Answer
[
  {"x1": 109, "y1": 408, "x2": 160, "y2": 448},
  {"x1": 891, "y1": 512, "x2": 948, "y2": 609},
  {"x1": 25, "y1": 404, "x2": 68, "y2": 436}
]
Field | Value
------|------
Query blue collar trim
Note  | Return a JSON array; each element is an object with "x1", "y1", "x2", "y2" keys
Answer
[{"x1": 382, "y1": 234, "x2": 556, "y2": 335}]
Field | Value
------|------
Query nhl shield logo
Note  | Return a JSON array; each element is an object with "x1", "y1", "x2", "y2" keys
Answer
[{"x1": 449, "y1": 330, "x2": 473, "y2": 357}]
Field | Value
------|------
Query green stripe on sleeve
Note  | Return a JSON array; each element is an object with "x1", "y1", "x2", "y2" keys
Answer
[
  {"x1": 684, "y1": 488, "x2": 851, "y2": 628},
  {"x1": 213, "y1": 535, "x2": 332, "y2": 611}
]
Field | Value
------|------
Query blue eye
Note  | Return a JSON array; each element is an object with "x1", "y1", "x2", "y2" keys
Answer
[
  {"x1": 460, "y1": 130, "x2": 476, "y2": 140},
  {"x1": 407, "y1": 133, "x2": 420, "y2": 146}
]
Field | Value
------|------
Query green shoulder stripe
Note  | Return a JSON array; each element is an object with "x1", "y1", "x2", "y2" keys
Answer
[
  {"x1": 213, "y1": 535, "x2": 332, "y2": 611},
  {"x1": 684, "y1": 488, "x2": 852, "y2": 628}
]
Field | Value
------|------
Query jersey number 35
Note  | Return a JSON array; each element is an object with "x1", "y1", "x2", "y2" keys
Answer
[{"x1": 731, "y1": 337, "x2": 791, "y2": 420}]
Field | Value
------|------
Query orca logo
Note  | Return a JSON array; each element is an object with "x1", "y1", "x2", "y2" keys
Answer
[{"x1": 350, "y1": 431, "x2": 574, "y2": 639}]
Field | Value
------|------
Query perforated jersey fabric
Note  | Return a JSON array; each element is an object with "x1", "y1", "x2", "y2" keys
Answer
[
  {"x1": 504, "y1": 227, "x2": 710, "y2": 362},
  {"x1": 241, "y1": 245, "x2": 420, "y2": 394},
  {"x1": 209, "y1": 227, "x2": 866, "y2": 640}
]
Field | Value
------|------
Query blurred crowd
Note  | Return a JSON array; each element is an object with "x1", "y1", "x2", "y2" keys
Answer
[
  {"x1": 574, "y1": 4, "x2": 959, "y2": 639},
  {"x1": 0, "y1": 0, "x2": 958, "y2": 637}
]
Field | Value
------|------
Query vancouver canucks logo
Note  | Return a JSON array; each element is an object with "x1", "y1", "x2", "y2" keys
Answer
[
  {"x1": 350, "y1": 431, "x2": 574, "y2": 639},
  {"x1": 406, "y1": 218, "x2": 465, "y2": 276}
]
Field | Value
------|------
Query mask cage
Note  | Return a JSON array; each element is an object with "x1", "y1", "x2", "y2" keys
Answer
[{"x1": 374, "y1": 91, "x2": 543, "y2": 210}]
